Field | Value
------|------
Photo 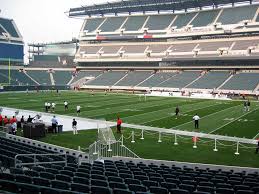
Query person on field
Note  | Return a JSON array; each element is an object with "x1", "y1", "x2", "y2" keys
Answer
[
  {"x1": 45, "y1": 102, "x2": 48, "y2": 112},
  {"x1": 64, "y1": 101, "x2": 68, "y2": 111},
  {"x1": 51, "y1": 116, "x2": 58, "y2": 133},
  {"x1": 247, "y1": 100, "x2": 251, "y2": 111},
  {"x1": 117, "y1": 117, "x2": 122, "y2": 133},
  {"x1": 76, "y1": 105, "x2": 81, "y2": 116},
  {"x1": 175, "y1": 106, "x2": 180, "y2": 119},
  {"x1": 193, "y1": 113, "x2": 200, "y2": 129},
  {"x1": 243, "y1": 100, "x2": 247, "y2": 112},
  {"x1": 51, "y1": 102, "x2": 56, "y2": 113},
  {"x1": 47, "y1": 102, "x2": 51, "y2": 112},
  {"x1": 72, "y1": 118, "x2": 78, "y2": 135}
]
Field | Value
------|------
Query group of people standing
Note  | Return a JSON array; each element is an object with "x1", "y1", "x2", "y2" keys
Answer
[
  {"x1": 44, "y1": 102, "x2": 56, "y2": 113},
  {"x1": 0, "y1": 114, "x2": 18, "y2": 135},
  {"x1": 44, "y1": 101, "x2": 81, "y2": 116}
]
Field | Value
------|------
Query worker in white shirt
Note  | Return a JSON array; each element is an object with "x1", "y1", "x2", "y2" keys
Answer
[
  {"x1": 193, "y1": 114, "x2": 200, "y2": 129},
  {"x1": 76, "y1": 105, "x2": 81, "y2": 116},
  {"x1": 64, "y1": 101, "x2": 68, "y2": 111},
  {"x1": 47, "y1": 102, "x2": 51, "y2": 112},
  {"x1": 51, "y1": 102, "x2": 56, "y2": 113}
]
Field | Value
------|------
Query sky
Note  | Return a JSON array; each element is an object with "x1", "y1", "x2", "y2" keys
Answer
[{"x1": 1, "y1": 0, "x2": 107, "y2": 62}]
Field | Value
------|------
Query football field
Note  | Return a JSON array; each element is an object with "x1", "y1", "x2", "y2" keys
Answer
[
  {"x1": 1, "y1": 91, "x2": 259, "y2": 167},
  {"x1": 1, "y1": 91, "x2": 259, "y2": 139}
]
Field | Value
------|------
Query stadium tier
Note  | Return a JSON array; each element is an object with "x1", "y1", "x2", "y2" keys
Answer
[
  {"x1": 1, "y1": 155, "x2": 259, "y2": 194},
  {"x1": 0, "y1": 17, "x2": 23, "y2": 64},
  {"x1": 76, "y1": 36, "x2": 259, "y2": 63},
  {"x1": 79, "y1": 4, "x2": 259, "y2": 38},
  {"x1": 186, "y1": 71, "x2": 231, "y2": 89}
]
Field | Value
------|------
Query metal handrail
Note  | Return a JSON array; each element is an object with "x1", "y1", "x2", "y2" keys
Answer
[{"x1": 14, "y1": 153, "x2": 67, "y2": 168}]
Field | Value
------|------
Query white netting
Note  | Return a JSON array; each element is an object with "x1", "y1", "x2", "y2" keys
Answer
[{"x1": 98, "y1": 123, "x2": 116, "y2": 145}]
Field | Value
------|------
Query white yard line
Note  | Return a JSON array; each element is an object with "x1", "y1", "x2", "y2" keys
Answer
[
  {"x1": 121, "y1": 100, "x2": 208, "y2": 120},
  {"x1": 140, "y1": 103, "x2": 219, "y2": 125},
  {"x1": 209, "y1": 107, "x2": 259, "y2": 134},
  {"x1": 173, "y1": 104, "x2": 242, "y2": 129},
  {"x1": 86, "y1": 98, "x2": 187, "y2": 117}
]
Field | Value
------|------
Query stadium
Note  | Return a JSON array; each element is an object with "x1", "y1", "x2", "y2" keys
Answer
[{"x1": 1, "y1": 0, "x2": 259, "y2": 193}]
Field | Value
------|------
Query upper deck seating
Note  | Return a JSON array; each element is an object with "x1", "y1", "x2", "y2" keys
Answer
[
  {"x1": 172, "y1": 12, "x2": 196, "y2": 29},
  {"x1": 83, "y1": 18, "x2": 105, "y2": 33},
  {"x1": 190, "y1": 10, "x2": 219, "y2": 27},
  {"x1": 122, "y1": 16, "x2": 147, "y2": 31},
  {"x1": 144, "y1": 15, "x2": 175, "y2": 30},
  {"x1": 216, "y1": 5, "x2": 258, "y2": 25},
  {"x1": 0, "y1": 18, "x2": 19, "y2": 37},
  {"x1": 98, "y1": 17, "x2": 126, "y2": 32}
]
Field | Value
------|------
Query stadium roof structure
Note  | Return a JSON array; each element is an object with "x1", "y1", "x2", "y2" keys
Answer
[{"x1": 69, "y1": 0, "x2": 253, "y2": 17}]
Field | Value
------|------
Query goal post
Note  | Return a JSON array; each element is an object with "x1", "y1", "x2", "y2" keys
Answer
[{"x1": 0, "y1": 58, "x2": 11, "y2": 86}]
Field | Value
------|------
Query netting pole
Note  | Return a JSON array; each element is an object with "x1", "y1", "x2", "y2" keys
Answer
[
  {"x1": 78, "y1": 146, "x2": 81, "y2": 151},
  {"x1": 131, "y1": 131, "x2": 135, "y2": 143},
  {"x1": 140, "y1": 129, "x2": 144, "y2": 140},
  {"x1": 235, "y1": 141, "x2": 240, "y2": 155},
  {"x1": 8, "y1": 58, "x2": 11, "y2": 85},
  {"x1": 93, "y1": 141, "x2": 97, "y2": 155},
  {"x1": 158, "y1": 132, "x2": 162, "y2": 143},
  {"x1": 213, "y1": 139, "x2": 218, "y2": 152},
  {"x1": 121, "y1": 135, "x2": 124, "y2": 146},
  {"x1": 193, "y1": 139, "x2": 197, "y2": 149},
  {"x1": 108, "y1": 138, "x2": 112, "y2": 152},
  {"x1": 174, "y1": 133, "x2": 178, "y2": 145}
]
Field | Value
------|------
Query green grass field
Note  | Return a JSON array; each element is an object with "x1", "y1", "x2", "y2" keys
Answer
[{"x1": 1, "y1": 91, "x2": 259, "y2": 167}]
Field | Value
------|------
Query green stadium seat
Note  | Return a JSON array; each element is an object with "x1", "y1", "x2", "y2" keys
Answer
[
  {"x1": 33, "y1": 177, "x2": 51, "y2": 187},
  {"x1": 149, "y1": 186, "x2": 168, "y2": 194},
  {"x1": 51, "y1": 180, "x2": 70, "y2": 190},
  {"x1": 18, "y1": 183, "x2": 41, "y2": 194},
  {"x1": 109, "y1": 181, "x2": 128, "y2": 189},
  {"x1": 91, "y1": 185, "x2": 112, "y2": 194},
  {"x1": 71, "y1": 183, "x2": 90, "y2": 193},
  {"x1": 72, "y1": 176, "x2": 89, "y2": 185},
  {"x1": 40, "y1": 172, "x2": 55, "y2": 180},
  {"x1": 0, "y1": 180, "x2": 19, "y2": 193}
]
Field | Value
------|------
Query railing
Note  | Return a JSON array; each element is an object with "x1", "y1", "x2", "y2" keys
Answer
[
  {"x1": 14, "y1": 153, "x2": 67, "y2": 168},
  {"x1": 88, "y1": 140, "x2": 140, "y2": 164}
]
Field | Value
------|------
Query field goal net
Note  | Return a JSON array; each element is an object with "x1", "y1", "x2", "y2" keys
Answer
[{"x1": 97, "y1": 123, "x2": 116, "y2": 145}]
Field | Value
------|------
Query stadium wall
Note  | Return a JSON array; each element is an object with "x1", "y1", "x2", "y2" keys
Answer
[{"x1": 0, "y1": 42, "x2": 23, "y2": 62}]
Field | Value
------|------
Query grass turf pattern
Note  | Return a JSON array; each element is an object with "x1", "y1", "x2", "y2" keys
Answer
[{"x1": 1, "y1": 91, "x2": 259, "y2": 167}]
